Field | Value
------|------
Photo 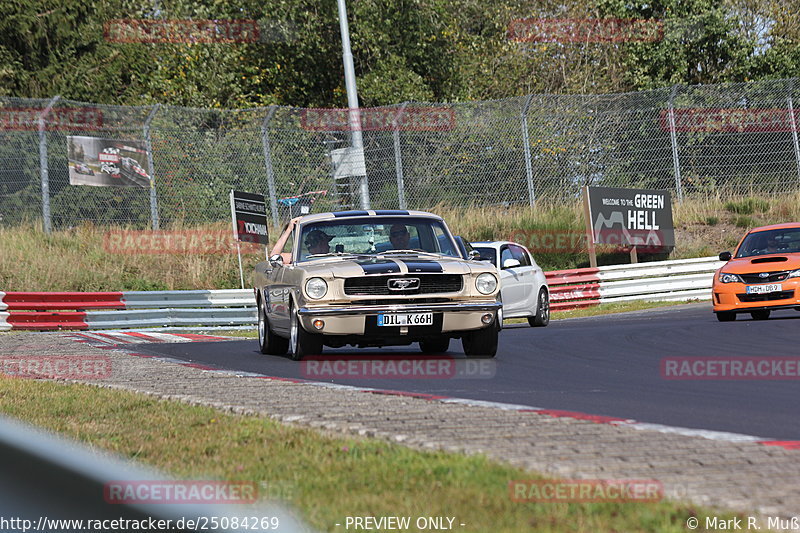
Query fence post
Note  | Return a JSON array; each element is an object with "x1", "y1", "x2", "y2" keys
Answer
[
  {"x1": 392, "y1": 102, "x2": 409, "y2": 209},
  {"x1": 143, "y1": 104, "x2": 160, "y2": 230},
  {"x1": 788, "y1": 81, "x2": 800, "y2": 184},
  {"x1": 38, "y1": 95, "x2": 60, "y2": 233},
  {"x1": 261, "y1": 106, "x2": 279, "y2": 228},
  {"x1": 667, "y1": 85, "x2": 684, "y2": 202},
  {"x1": 520, "y1": 95, "x2": 536, "y2": 206}
]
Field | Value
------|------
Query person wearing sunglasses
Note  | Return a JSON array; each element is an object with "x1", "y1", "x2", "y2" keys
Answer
[{"x1": 388, "y1": 224, "x2": 411, "y2": 250}]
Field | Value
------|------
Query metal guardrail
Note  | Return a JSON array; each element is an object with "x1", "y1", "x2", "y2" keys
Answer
[
  {"x1": 0, "y1": 414, "x2": 313, "y2": 532},
  {"x1": 0, "y1": 258, "x2": 723, "y2": 330},
  {"x1": 597, "y1": 256, "x2": 723, "y2": 303},
  {"x1": 546, "y1": 256, "x2": 721, "y2": 310}
]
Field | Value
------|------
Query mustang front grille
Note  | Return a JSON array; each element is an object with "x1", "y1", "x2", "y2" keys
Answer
[{"x1": 344, "y1": 274, "x2": 463, "y2": 296}]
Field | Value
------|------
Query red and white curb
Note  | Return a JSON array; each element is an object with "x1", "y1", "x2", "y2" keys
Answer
[
  {"x1": 68, "y1": 331, "x2": 228, "y2": 345},
  {"x1": 61, "y1": 333, "x2": 800, "y2": 452}
]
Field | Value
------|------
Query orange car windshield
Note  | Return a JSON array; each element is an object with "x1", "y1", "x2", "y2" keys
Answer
[{"x1": 736, "y1": 229, "x2": 800, "y2": 258}]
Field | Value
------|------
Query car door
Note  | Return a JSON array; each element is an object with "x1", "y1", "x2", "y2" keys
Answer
[
  {"x1": 518, "y1": 245, "x2": 545, "y2": 314},
  {"x1": 264, "y1": 229, "x2": 296, "y2": 333},
  {"x1": 499, "y1": 245, "x2": 525, "y2": 315},
  {"x1": 507, "y1": 244, "x2": 535, "y2": 311}
]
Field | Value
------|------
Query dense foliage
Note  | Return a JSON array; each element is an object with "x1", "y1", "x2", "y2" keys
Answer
[{"x1": 1, "y1": 0, "x2": 798, "y2": 107}]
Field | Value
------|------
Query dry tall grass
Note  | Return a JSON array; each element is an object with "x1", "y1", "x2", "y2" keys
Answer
[{"x1": 1, "y1": 194, "x2": 797, "y2": 291}]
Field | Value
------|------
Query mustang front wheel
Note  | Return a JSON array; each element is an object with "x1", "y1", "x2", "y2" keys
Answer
[
  {"x1": 462, "y1": 325, "x2": 498, "y2": 358},
  {"x1": 420, "y1": 338, "x2": 450, "y2": 354},
  {"x1": 289, "y1": 304, "x2": 323, "y2": 360}
]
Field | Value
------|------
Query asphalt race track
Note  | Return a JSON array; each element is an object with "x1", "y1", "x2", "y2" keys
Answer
[{"x1": 126, "y1": 303, "x2": 800, "y2": 441}]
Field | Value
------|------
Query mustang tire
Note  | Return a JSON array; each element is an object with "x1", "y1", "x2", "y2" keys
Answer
[
  {"x1": 528, "y1": 288, "x2": 550, "y2": 327},
  {"x1": 462, "y1": 325, "x2": 498, "y2": 358},
  {"x1": 258, "y1": 300, "x2": 288, "y2": 355},
  {"x1": 289, "y1": 304, "x2": 323, "y2": 360},
  {"x1": 419, "y1": 338, "x2": 450, "y2": 354}
]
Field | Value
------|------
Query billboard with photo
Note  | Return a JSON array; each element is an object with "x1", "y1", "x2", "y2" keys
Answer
[{"x1": 67, "y1": 136, "x2": 151, "y2": 187}]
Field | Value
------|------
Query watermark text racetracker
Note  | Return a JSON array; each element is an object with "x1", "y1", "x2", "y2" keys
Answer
[
  {"x1": 301, "y1": 107, "x2": 455, "y2": 132},
  {"x1": 104, "y1": 230, "x2": 263, "y2": 255},
  {"x1": 508, "y1": 17, "x2": 664, "y2": 43},
  {"x1": 301, "y1": 356, "x2": 495, "y2": 380},
  {"x1": 104, "y1": 480, "x2": 256, "y2": 504},
  {"x1": 506, "y1": 229, "x2": 667, "y2": 254},
  {"x1": 662, "y1": 357, "x2": 800, "y2": 380},
  {"x1": 509, "y1": 479, "x2": 663, "y2": 503},
  {"x1": 0, "y1": 356, "x2": 111, "y2": 380},
  {"x1": 104, "y1": 19, "x2": 295, "y2": 44},
  {"x1": 0, "y1": 106, "x2": 103, "y2": 131}
]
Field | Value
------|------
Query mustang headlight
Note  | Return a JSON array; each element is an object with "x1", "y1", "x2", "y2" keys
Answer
[
  {"x1": 718, "y1": 272, "x2": 743, "y2": 284},
  {"x1": 788, "y1": 269, "x2": 800, "y2": 279},
  {"x1": 305, "y1": 277, "x2": 328, "y2": 299},
  {"x1": 475, "y1": 273, "x2": 498, "y2": 295}
]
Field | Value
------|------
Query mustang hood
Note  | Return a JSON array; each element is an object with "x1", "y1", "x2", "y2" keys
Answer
[
  {"x1": 721, "y1": 254, "x2": 800, "y2": 274},
  {"x1": 304, "y1": 254, "x2": 489, "y2": 278}
]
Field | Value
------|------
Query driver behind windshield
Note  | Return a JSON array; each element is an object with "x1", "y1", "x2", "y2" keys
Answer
[{"x1": 305, "y1": 229, "x2": 332, "y2": 255}]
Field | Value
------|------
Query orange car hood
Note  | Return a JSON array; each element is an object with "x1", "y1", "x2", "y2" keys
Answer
[{"x1": 722, "y1": 253, "x2": 800, "y2": 273}]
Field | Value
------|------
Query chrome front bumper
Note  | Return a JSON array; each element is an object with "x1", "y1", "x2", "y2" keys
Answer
[
  {"x1": 297, "y1": 301, "x2": 501, "y2": 335},
  {"x1": 298, "y1": 301, "x2": 501, "y2": 317}
]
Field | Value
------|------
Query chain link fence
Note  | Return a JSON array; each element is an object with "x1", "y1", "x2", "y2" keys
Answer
[{"x1": 2, "y1": 77, "x2": 800, "y2": 231}]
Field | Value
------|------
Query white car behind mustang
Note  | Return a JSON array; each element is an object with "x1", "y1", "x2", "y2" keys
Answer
[{"x1": 471, "y1": 241, "x2": 550, "y2": 327}]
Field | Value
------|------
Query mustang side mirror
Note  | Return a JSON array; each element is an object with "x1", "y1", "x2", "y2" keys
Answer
[
  {"x1": 468, "y1": 250, "x2": 481, "y2": 261},
  {"x1": 269, "y1": 254, "x2": 284, "y2": 267},
  {"x1": 502, "y1": 258, "x2": 521, "y2": 269},
  {"x1": 719, "y1": 251, "x2": 732, "y2": 261}
]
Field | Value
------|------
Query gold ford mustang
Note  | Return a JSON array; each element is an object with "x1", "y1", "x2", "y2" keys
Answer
[{"x1": 253, "y1": 209, "x2": 502, "y2": 360}]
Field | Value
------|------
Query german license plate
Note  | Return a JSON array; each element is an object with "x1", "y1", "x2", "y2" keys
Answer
[
  {"x1": 746, "y1": 284, "x2": 781, "y2": 294},
  {"x1": 377, "y1": 313, "x2": 434, "y2": 326}
]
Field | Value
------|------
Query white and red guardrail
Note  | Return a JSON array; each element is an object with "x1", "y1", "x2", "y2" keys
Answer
[
  {"x1": 547, "y1": 256, "x2": 724, "y2": 311},
  {"x1": 0, "y1": 257, "x2": 723, "y2": 331},
  {"x1": 0, "y1": 290, "x2": 256, "y2": 331}
]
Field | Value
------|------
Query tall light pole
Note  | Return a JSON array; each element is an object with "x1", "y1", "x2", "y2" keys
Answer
[{"x1": 336, "y1": 0, "x2": 370, "y2": 209}]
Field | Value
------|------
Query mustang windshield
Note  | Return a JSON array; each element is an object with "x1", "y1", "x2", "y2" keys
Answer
[
  {"x1": 298, "y1": 217, "x2": 458, "y2": 262},
  {"x1": 736, "y1": 228, "x2": 800, "y2": 258}
]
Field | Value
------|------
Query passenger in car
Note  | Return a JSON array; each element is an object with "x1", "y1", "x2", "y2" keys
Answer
[{"x1": 389, "y1": 224, "x2": 410, "y2": 249}]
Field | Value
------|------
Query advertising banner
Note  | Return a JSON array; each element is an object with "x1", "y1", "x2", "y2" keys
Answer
[
  {"x1": 67, "y1": 136, "x2": 151, "y2": 187},
  {"x1": 230, "y1": 190, "x2": 269, "y2": 246}
]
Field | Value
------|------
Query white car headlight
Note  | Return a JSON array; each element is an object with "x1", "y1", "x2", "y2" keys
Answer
[
  {"x1": 305, "y1": 277, "x2": 328, "y2": 299},
  {"x1": 475, "y1": 273, "x2": 498, "y2": 295},
  {"x1": 718, "y1": 273, "x2": 742, "y2": 284}
]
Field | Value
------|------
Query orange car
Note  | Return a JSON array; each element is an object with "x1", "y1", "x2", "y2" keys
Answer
[{"x1": 713, "y1": 222, "x2": 800, "y2": 321}]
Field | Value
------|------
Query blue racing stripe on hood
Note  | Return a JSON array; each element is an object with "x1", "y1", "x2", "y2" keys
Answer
[
  {"x1": 400, "y1": 259, "x2": 443, "y2": 273},
  {"x1": 353, "y1": 258, "x2": 401, "y2": 274}
]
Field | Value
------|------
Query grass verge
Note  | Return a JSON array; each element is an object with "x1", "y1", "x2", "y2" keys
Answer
[{"x1": 0, "y1": 377, "x2": 736, "y2": 532}]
